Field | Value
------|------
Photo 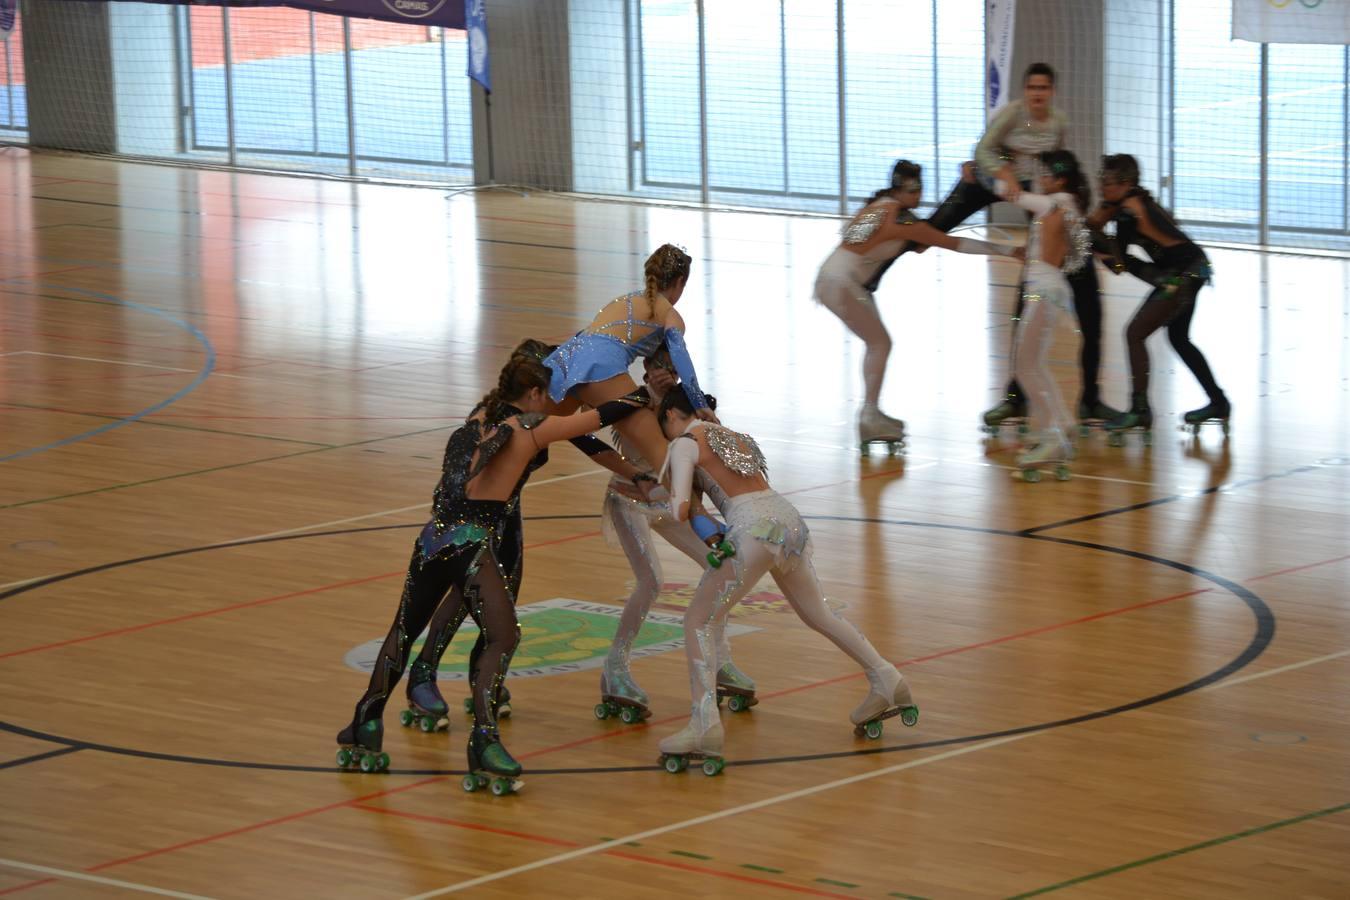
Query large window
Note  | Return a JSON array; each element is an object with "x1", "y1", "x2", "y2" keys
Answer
[
  {"x1": 1108, "y1": 0, "x2": 1349, "y2": 250},
  {"x1": 635, "y1": 0, "x2": 984, "y2": 213},
  {"x1": 0, "y1": 10, "x2": 25, "y2": 138},
  {"x1": 180, "y1": 8, "x2": 472, "y2": 180}
]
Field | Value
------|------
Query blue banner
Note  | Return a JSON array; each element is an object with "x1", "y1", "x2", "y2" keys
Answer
[
  {"x1": 465, "y1": 0, "x2": 490, "y2": 92},
  {"x1": 66, "y1": 0, "x2": 467, "y2": 31}
]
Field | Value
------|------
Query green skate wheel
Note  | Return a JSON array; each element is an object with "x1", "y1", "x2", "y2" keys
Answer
[
  {"x1": 1107, "y1": 432, "x2": 1123, "y2": 447},
  {"x1": 418, "y1": 716, "x2": 436, "y2": 733},
  {"x1": 378, "y1": 752, "x2": 390, "y2": 771},
  {"x1": 399, "y1": 709, "x2": 414, "y2": 728},
  {"x1": 727, "y1": 695, "x2": 747, "y2": 713},
  {"x1": 1021, "y1": 468, "x2": 1041, "y2": 483},
  {"x1": 593, "y1": 702, "x2": 610, "y2": 720},
  {"x1": 1054, "y1": 465, "x2": 1071, "y2": 482},
  {"x1": 359, "y1": 754, "x2": 377, "y2": 773},
  {"x1": 1079, "y1": 424, "x2": 1090, "y2": 437},
  {"x1": 1142, "y1": 431, "x2": 1153, "y2": 446},
  {"x1": 1016, "y1": 423, "x2": 1029, "y2": 435},
  {"x1": 490, "y1": 778, "x2": 510, "y2": 797},
  {"x1": 662, "y1": 755, "x2": 685, "y2": 774},
  {"x1": 619, "y1": 705, "x2": 640, "y2": 725},
  {"x1": 462, "y1": 698, "x2": 473, "y2": 715},
  {"x1": 497, "y1": 702, "x2": 511, "y2": 719},
  {"x1": 462, "y1": 774, "x2": 478, "y2": 792},
  {"x1": 900, "y1": 705, "x2": 919, "y2": 727},
  {"x1": 864, "y1": 720, "x2": 884, "y2": 740},
  {"x1": 701, "y1": 758, "x2": 723, "y2": 777},
  {"x1": 1221, "y1": 421, "x2": 1231, "y2": 436},
  {"x1": 336, "y1": 748, "x2": 352, "y2": 768}
]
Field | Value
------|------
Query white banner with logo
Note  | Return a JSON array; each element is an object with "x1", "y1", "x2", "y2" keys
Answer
[
  {"x1": 985, "y1": 0, "x2": 1016, "y2": 121},
  {"x1": 1233, "y1": 0, "x2": 1350, "y2": 45}
]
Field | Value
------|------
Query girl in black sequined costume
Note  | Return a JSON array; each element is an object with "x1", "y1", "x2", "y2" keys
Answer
[
  {"x1": 335, "y1": 342, "x2": 646, "y2": 786},
  {"x1": 1089, "y1": 154, "x2": 1229, "y2": 437}
]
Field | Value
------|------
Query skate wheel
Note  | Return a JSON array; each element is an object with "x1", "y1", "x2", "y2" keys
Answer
[
  {"x1": 336, "y1": 748, "x2": 352, "y2": 768},
  {"x1": 418, "y1": 716, "x2": 436, "y2": 733},
  {"x1": 619, "y1": 705, "x2": 640, "y2": 725},
  {"x1": 864, "y1": 720, "x2": 884, "y2": 740},
  {"x1": 1016, "y1": 423, "x2": 1029, "y2": 435},
  {"x1": 490, "y1": 778, "x2": 511, "y2": 797},
  {"x1": 461, "y1": 774, "x2": 478, "y2": 793},
  {"x1": 358, "y1": 754, "x2": 377, "y2": 774},
  {"x1": 462, "y1": 698, "x2": 473, "y2": 715},
  {"x1": 662, "y1": 754, "x2": 686, "y2": 774},
  {"x1": 1221, "y1": 421, "x2": 1231, "y2": 436},
  {"x1": 378, "y1": 752, "x2": 390, "y2": 771},
  {"x1": 727, "y1": 695, "x2": 747, "y2": 713},
  {"x1": 1107, "y1": 432, "x2": 1124, "y2": 447},
  {"x1": 593, "y1": 702, "x2": 610, "y2": 720},
  {"x1": 399, "y1": 709, "x2": 414, "y2": 728},
  {"x1": 900, "y1": 705, "x2": 919, "y2": 727},
  {"x1": 701, "y1": 758, "x2": 724, "y2": 777},
  {"x1": 1054, "y1": 466, "x2": 1071, "y2": 482},
  {"x1": 497, "y1": 702, "x2": 512, "y2": 719},
  {"x1": 1142, "y1": 431, "x2": 1153, "y2": 446},
  {"x1": 1079, "y1": 424, "x2": 1090, "y2": 437}
]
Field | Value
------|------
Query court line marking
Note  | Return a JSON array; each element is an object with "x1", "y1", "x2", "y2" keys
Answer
[
  {"x1": 3, "y1": 350, "x2": 198, "y2": 373},
  {"x1": 405, "y1": 645, "x2": 1349, "y2": 897},
  {"x1": 0, "y1": 858, "x2": 216, "y2": 900},
  {"x1": 0, "y1": 283, "x2": 217, "y2": 464}
]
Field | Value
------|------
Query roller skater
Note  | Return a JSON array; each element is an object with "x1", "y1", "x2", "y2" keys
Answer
[
  {"x1": 654, "y1": 390, "x2": 919, "y2": 773},
  {"x1": 813, "y1": 160, "x2": 1017, "y2": 456},
  {"x1": 1089, "y1": 154, "x2": 1228, "y2": 445},
  {"x1": 334, "y1": 340, "x2": 647, "y2": 779},
  {"x1": 1000, "y1": 150, "x2": 1094, "y2": 483}
]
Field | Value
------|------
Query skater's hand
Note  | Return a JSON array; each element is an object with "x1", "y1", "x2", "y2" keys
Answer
[
  {"x1": 960, "y1": 160, "x2": 977, "y2": 184},
  {"x1": 644, "y1": 366, "x2": 678, "y2": 401},
  {"x1": 612, "y1": 481, "x2": 646, "y2": 502},
  {"x1": 695, "y1": 407, "x2": 720, "y2": 424},
  {"x1": 911, "y1": 243, "x2": 929, "y2": 255}
]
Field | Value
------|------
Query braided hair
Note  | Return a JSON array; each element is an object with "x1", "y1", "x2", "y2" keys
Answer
[
  {"x1": 476, "y1": 338, "x2": 556, "y2": 424},
  {"x1": 1039, "y1": 149, "x2": 1091, "y2": 214},
  {"x1": 1100, "y1": 153, "x2": 1141, "y2": 187},
  {"x1": 643, "y1": 244, "x2": 692, "y2": 300}
]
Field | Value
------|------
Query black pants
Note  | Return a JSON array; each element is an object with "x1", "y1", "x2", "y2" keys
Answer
[
  {"x1": 349, "y1": 538, "x2": 521, "y2": 733},
  {"x1": 868, "y1": 176, "x2": 1105, "y2": 407},
  {"x1": 1122, "y1": 254, "x2": 1223, "y2": 404}
]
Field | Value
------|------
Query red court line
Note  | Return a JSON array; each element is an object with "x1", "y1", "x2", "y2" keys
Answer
[
  {"x1": 0, "y1": 880, "x2": 55, "y2": 896},
  {"x1": 0, "y1": 530, "x2": 604, "y2": 661},
  {"x1": 1244, "y1": 553, "x2": 1350, "y2": 583},
  {"x1": 353, "y1": 805, "x2": 853, "y2": 898}
]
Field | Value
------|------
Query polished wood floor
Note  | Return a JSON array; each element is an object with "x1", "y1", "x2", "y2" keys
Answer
[{"x1": 1, "y1": 149, "x2": 1347, "y2": 899}]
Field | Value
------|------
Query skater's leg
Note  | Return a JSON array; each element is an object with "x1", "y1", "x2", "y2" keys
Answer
[
  {"x1": 462, "y1": 550, "x2": 523, "y2": 777},
  {"x1": 602, "y1": 493, "x2": 664, "y2": 707},
  {"x1": 817, "y1": 276, "x2": 902, "y2": 440},
  {"x1": 1164, "y1": 280, "x2": 1225, "y2": 406},
  {"x1": 1013, "y1": 269, "x2": 1073, "y2": 451},
  {"x1": 1068, "y1": 263, "x2": 1104, "y2": 408},
  {"x1": 661, "y1": 539, "x2": 772, "y2": 755}
]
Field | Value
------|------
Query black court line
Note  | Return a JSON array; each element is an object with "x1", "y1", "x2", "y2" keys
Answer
[
  {"x1": 1020, "y1": 463, "x2": 1324, "y2": 536},
  {"x1": 0, "y1": 746, "x2": 83, "y2": 771},
  {"x1": 0, "y1": 515, "x2": 1274, "y2": 777}
]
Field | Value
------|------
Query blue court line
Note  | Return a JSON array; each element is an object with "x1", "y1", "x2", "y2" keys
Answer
[{"x1": 0, "y1": 282, "x2": 217, "y2": 463}]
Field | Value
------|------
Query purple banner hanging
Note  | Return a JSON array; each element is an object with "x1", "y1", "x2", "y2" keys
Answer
[
  {"x1": 1, "y1": 0, "x2": 15, "y2": 37},
  {"x1": 66, "y1": 0, "x2": 467, "y2": 31}
]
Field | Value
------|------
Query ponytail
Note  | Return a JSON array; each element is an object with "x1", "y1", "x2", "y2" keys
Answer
[
  {"x1": 643, "y1": 244, "x2": 692, "y2": 299},
  {"x1": 476, "y1": 339, "x2": 555, "y2": 423}
]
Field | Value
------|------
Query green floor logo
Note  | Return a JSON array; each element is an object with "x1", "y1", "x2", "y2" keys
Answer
[{"x1": 344, "y1": 597, "x2": 760, "y2": 679}]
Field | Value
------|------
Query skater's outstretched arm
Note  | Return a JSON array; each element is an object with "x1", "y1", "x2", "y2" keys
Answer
[
  {"x1": 884, "y1": 219, "x2": 1016, "y2": 257},
  {"x1": 665, "y1": 433, "x2": 700, "y2": 523}
]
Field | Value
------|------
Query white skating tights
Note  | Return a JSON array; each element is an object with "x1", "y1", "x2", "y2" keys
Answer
[
  {"x1": 816, "y1": 275, "x2": 891, "y2": 408},
  {"x1": 1013, "y1": 262, "x2": 1075, "y2": 444}
]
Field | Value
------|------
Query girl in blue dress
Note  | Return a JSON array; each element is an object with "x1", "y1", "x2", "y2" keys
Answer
[{"x1": 545, "y1": 244, "x2": 717, "y2": 473}]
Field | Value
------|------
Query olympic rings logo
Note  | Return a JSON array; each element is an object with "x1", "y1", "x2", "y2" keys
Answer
[{"x1": 1264, "y1": 0, "x2": 1325, "y2": 9}]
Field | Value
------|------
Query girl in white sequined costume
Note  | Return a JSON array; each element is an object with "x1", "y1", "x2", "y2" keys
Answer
[
  {"x1": 653, "y1": 390, "x2": 917, "y2": 767},
  {"x1": 598, "y1": 351, "x2": 755, "y2": 721},
  {"x1": 998, "y1": 150, "x2": 1093, "y2": 478},
  {"x1": 814, "y1": 160, "x2": 1018, "y2": 450}
]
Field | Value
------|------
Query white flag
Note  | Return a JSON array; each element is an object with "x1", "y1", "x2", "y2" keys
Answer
[
  {"x1": 1233, "y1": 0, "x2": 1350, "y2": 45},
  {"x1": 985, "y1": 0, "x2": 1017, "y2": 121}
]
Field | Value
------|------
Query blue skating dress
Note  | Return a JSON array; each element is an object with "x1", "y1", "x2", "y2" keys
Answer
[{"x1": 544, "y1": 291, "x2": 710, "y2": 411}]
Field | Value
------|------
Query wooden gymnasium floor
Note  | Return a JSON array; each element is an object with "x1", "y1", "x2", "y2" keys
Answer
[{"x1": 1, "y1": 149, "x2": 1348, "y2": 900}]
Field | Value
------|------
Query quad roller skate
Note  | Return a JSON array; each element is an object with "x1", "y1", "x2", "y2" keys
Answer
[
  {"x1": 1012, "y1": 434, "x2": 1073, "y2": 484},
  {"x1": 461, "y1": 727, "x2": 523, "y2": 797},
  {"x1": 851, "y1": 667, "x2": 919, "y2": 740},
  {"x1": 462, "y1": 683, "x2": 511, "y2": 719},
  {"x1": 706, "y1": 537, "x2": 736, "y2": 569},
  {"x1": 401, "y1": 662, "x2": 450, "y2": 733},
  {"x1": 1105, "y1": 396, "x2": 1153, "y2": 447},
  {"x1": 714, "y1": 661, "x2": 758, "y2": 713},
  {"x1": 858, "y1": 405, "x2": 906, "y2": 457},
  {"x1": 1181, "y1": 397, "x2": 1231, "y2": 438},
  {"x1": 982, "y1": 394, "x2": 1029, "y2": 437},
  {"x1": 335, "y1": 718, "x2": 390, "y2": 773},
  {"x1": 595, "y1": 664, "x2": 651, "y2": 724},
  {"x1": 658, "y1": 715, "x2": 725, "y2": 777},
  {"x1": 1077, "y1": 399, "x2": 1123, "y2": 438}
]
